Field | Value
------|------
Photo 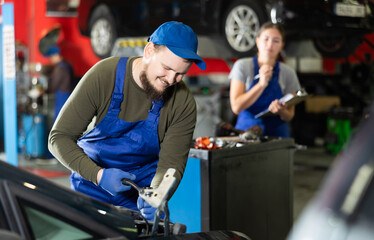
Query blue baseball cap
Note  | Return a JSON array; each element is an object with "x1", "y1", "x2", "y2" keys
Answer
[
  {"x1": 44, "y1": 45, "x2": 60, "y2": 57},
  {"x1": 148, "y1": 21, "x2": 206, "y2": 70}
]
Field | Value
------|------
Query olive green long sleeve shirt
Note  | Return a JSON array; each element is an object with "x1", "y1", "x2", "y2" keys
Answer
[{"x1": 48, "y1": 57, "x2": 196, "y2": 188}]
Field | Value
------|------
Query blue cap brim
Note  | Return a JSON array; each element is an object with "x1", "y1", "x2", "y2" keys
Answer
[
  {"x1": 167, "y1": 46, "x2": 206, "y2": 70},
  {"x1": 43, "y1": 45, "x2": 60, "y2": 57}
]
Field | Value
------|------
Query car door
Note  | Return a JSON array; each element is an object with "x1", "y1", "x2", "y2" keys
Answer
[{"x1": 0, "y1": 180, "x2": 126, "y2": 240}]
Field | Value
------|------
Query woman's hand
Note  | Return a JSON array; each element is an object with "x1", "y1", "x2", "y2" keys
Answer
[
  {"x1": 269, "y1": 99, "x2": 295, "y2": 121},
  {"x1": 269, "y1": 99, "x2": 286, "y2": 114},
  {"x1": 258, "y1": 64, "x2": 273, "y2": 87}
]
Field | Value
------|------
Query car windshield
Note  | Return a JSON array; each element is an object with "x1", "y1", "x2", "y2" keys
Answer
[{"x1": 22, "y1": 202, "x2": 93, "y2": 239}]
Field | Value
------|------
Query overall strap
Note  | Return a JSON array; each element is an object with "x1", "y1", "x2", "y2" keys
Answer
[
  {"x1": 253, "y1": 56, "x2": 259, "y2": 75},
  {"x1": 147, "y1": 100, "x2": 164, "y2": 122},
  {"x1": 58, "y1": 61, "x2": 74, "y2": 74},
  {"x1": 109, "y1": 57, "x2": 128, "y2": 110}
]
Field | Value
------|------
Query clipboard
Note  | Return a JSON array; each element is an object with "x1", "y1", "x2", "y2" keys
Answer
[{"x1": 255, "y1": 89, "x2": 310, "y2": 118}]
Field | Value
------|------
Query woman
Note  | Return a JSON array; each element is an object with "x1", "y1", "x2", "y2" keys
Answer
[{"x1": 229, "y1": 22, "x2": 300, "y2": 137}]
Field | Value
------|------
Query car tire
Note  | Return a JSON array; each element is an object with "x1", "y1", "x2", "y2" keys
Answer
[
  {"x1": 313, "y1": 36, "x2": 363, "y2": 59},
  {"x1": 222, "y1": 0, "x2": 267, "y2": 58},
  {"x1": 88, "y1": 4, "x2": 117, "y2": 58}
]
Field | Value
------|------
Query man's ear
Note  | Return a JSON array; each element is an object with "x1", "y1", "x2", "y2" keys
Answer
[{"x1": 143, "y1": 42, "x2": 155, "y2": 60}]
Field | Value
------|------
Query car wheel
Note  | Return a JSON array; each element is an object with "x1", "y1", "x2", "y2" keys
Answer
[
  {"x1": 88, "y1": 5, "x2": 117, "y2": 58},
  {"x1": 313, "y1": 36, "x2": 362, "y2": 59},
  {"x1": 222, "y1": 0, "x2": 267, "y2": 57}
]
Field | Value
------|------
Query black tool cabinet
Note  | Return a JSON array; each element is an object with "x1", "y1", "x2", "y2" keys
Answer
[{"x1": 169, "y1": 138, "x2": 296, "y2": 240}]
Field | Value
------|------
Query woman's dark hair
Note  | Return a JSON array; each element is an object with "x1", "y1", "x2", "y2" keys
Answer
[{"x1": 257, "y1": 21, "x2": 286, "y2": 42}]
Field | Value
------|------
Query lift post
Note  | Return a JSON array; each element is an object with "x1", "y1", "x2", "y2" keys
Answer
[{"x1": 1, "y1": 2, "x2": 18, "y2": 166}]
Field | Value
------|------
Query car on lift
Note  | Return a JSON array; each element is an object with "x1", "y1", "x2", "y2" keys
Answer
[
  {"x1": 271, "y1": 0, "x2": 374, "y2": 58},
  {"x1": 77, "y1": 0, "x2": 374, "y2": 59},
  {"x1": 0, "y1": 160, "x2": 249, "y2": 239}
]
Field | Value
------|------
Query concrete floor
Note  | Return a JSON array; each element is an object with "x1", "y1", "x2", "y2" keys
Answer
[
  {"x1": 1, "y1": 146, "x2": 335, "y2": 224},
  {"x1": 293, "y1": 147, "x2": 334, "y2": 221}
]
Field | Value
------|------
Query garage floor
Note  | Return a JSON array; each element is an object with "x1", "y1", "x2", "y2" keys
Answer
[
  {"x1": 292, "y1": 147, "x2": 334, "y2": 221},
  {"x1": 1, "y1": 145, "x2": 335, "y2": 224}
]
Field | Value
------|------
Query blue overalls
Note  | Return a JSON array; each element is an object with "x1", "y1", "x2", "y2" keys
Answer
[
  {"x1": 235, "y1": 57, "x2": 290, "y2": 137},
  {"x1": 70, "y1": 57, "x2": 163, "y2": 210},
  {"x1": 55, "y1": 90, "x2": 70, "y2": 120}
]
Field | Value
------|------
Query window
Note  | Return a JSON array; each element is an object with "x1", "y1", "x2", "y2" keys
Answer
[
  {"x1": 0, "y1": 179, "x2": 127, "y2": 239},
  {"x1": 22, "y1": 204, "x2": 93, "y2": 240}
]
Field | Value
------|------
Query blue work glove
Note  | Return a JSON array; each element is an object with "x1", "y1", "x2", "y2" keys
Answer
[
  {"x1": 98, "y1": 168, "x2": 136, "y2": 196},
  {"x1": 137, "y1": 196, "x2": 163, "y2": 221}
]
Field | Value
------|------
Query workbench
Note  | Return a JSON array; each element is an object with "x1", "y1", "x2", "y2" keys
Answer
[{"x1": 169, "y1": 138, "x2": 295, "y2": 240}]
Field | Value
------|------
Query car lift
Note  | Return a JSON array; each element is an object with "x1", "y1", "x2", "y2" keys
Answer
[{"x1": 0, "y1": 2, "x2": 18, "y2": 166}]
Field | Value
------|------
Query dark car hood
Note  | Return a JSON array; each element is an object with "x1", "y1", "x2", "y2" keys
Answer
[
  {"x1": 0, "y1": 160, "x2": 139, "y2": 238},
  {"x1": 0, "y1": 161, "x2": 251, "y2": 239}
]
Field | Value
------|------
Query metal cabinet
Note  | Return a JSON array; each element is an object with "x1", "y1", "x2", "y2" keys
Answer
[{"x1": 169, "y1": 138, "x2": 295, "y2": 240}]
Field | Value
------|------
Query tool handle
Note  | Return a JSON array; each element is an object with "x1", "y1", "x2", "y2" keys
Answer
[{"x1": 122, "y1": 178, "x2": 143, "y2": 193}]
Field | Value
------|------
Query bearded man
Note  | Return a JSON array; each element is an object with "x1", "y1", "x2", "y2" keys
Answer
[{"x1": 48, "y1": 21, "x2": 206, "y2": 221}]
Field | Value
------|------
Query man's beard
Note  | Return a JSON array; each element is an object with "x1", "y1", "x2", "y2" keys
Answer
[{"x1": 139, "y1": 71, "x2": 172, "y2": 101}]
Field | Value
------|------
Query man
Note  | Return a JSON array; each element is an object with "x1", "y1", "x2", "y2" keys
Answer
[
  {"x1": 43, "y1": 45, "x2": 74, "y2": 121},
  {"x1": 48, "y1": 21, "x2": 206, "y2": 220}
]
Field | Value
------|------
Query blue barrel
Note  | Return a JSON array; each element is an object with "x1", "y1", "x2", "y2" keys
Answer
[{"x1": 21, "y1": 114, "x2": 47, "y2": 158}]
